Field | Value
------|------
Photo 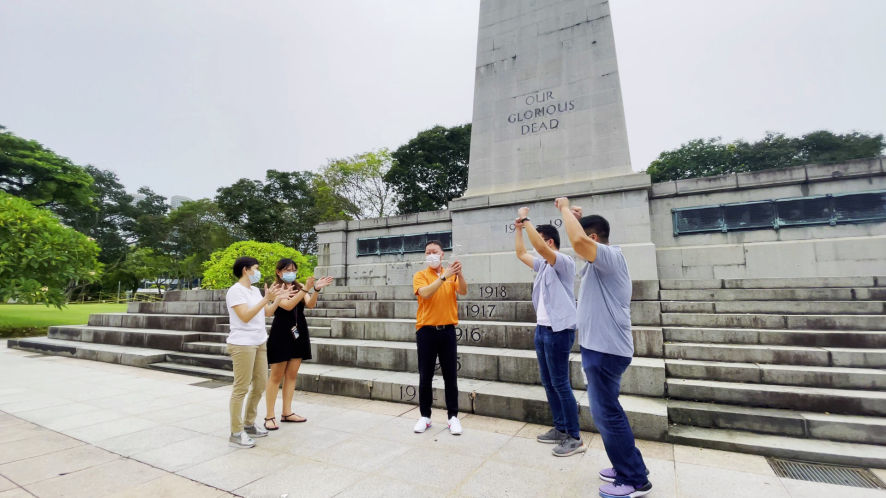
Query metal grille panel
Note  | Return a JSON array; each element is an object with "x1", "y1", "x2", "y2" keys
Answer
[{"x1": 767, "y1": 458, "x2": 885, "y2": 489}]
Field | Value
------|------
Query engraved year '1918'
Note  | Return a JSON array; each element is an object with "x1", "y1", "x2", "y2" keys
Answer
[{"x1": 479, "y1": 285, "x2": 507, "y2": 299}]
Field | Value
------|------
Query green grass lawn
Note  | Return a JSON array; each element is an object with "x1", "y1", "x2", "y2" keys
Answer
[{"x1": 0, "y1": 303, "x2": 127, "y2": 338}]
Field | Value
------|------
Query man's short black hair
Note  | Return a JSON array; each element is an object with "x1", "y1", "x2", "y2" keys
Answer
[
  {"x1": 535, "y1": 224, "x2": 560, "y2": 249},
  {"x1": 425, "y1": 240, "x2": 444, "y2": 251},
  {"x1": 580, "y1": 215, "x2": 610, "y2": 241},
  {"x1": 233, "y1": 256, "x2": 259, "y2": 278}
]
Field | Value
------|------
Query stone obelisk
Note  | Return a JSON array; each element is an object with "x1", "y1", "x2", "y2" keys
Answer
[{"x1": 449, "y1": 0, "x2": 657, "y2": 282}]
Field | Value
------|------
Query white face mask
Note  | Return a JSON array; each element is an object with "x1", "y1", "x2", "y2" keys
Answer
[{"x1": 424, "y1": 253, "x2": 442, "y2": 269}]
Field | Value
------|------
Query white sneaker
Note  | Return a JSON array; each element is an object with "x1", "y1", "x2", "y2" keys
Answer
[
  {"x1": 229, "y1": 431, "x2": 255, "y2": 448},
  {"x1": 244, "y1": 424, "x2": 268, "y2": 438},
  {"x1": 448, "y1": 416, "x2": 462, "y2": 435},
  {"x1": 413, "y1": 416, "x2": 431, "y2": 433}
]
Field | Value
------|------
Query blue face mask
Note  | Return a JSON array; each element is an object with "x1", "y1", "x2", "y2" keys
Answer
[
  {"x1": 249, "y1": 269, "x2": 262, "y2": 284},
  {"x1": 281, "y1": 272, "x2": 296, "y2": 283}
]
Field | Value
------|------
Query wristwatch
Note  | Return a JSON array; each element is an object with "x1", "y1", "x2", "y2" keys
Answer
[
  {"x1": 440, "y1": 275, "x2": 447, "y2": 281},
  {"x1": 518, "y1": 217, "x2": 529, "y2": 223}
]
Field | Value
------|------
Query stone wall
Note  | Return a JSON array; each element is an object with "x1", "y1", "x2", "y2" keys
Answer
[{"x1": 650, "y1": 157, "x2": 886, "y2": 279}]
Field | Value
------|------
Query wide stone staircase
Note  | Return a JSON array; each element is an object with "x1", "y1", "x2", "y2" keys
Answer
[{"x1": 8, "y1": 276, "x2": 886, "y2": 467}]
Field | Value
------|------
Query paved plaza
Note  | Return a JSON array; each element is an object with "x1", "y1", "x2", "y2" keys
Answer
[{"x1": 0, "y1": 341, "x2": 883, "y2": 498}]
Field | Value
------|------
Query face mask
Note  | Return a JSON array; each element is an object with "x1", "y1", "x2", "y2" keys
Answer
[
  {"x1": 249, "y1": 269, "x2": 262, "y2": 284},
  {"x1": 425, "y1": 254, "x2": 442, "y2": 269},
  {"x1": 281, "y1": 272, "x2": 296, "y2": 283}
]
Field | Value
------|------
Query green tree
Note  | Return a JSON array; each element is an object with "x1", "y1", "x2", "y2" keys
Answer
[
  {"x1": 385, "y1": 123, "x2": 471, "y2": 214},
  {"x1": 201, "y1": 240, "x2": 316, "y2": 290},
  {"x1": 166, "y1": 199, "x2": 237, "y2": 261},
  {"x1": 216, "y1": 170, "x2": 350, "y2": 254},
  {"x1": 0, "y1": 191, "x2": 101, "y2": 307},
  {"x1": 57, "y1": 166, "x2": 138, "y2": 265},
  {"x1": 132, "y1": 186, "x2": 170, "y2": 252},
  {"x1": 321, "y1": 148, "x2": 398, "y2": 219},
  {"x1": 0, "y1": 126, "x2": 94, "y2": 214},
  {"x1": 645, "y1": 130, "x2": 885, "y2": 183}
]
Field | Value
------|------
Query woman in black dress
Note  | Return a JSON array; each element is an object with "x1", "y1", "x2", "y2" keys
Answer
[{"x1": 263, "y1": 258, "x2": 334, "y2": 429}]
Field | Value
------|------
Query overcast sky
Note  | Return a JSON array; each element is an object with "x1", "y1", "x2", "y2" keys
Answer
[{"x1": 1, "y1": 0, "x2": 884, "y2": 201}]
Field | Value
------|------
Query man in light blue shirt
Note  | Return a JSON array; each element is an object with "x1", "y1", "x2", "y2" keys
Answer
[
  {"x1": 513, "y1": 206, "x2": 584, "y2": 457},
  {"x1": 555, "y1": 197, "x2": 652, "y2": 498}
]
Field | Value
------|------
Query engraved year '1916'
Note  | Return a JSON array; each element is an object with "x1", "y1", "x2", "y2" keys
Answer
[{"x1": 455, "y1": 327, "x2": 482, "y2": 343}]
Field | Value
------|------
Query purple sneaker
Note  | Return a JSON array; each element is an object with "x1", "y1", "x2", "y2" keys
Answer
[
  {"x1": 599, "y1": 481, "x2": 652, "y2": 498},
  {"x1": 599, "y1": 467, "x2": 617, "y2": 482}
]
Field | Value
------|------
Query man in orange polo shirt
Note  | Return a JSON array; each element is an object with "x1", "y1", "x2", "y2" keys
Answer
[{"x1": 412, "y1": 239, "x2": 467, "y2": 435}]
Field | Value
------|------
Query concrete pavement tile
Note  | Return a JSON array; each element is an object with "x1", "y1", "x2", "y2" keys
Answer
[
  {"x1": 311, "y1": 408, "x2": 394, "y2": 434},
  {"x1": 94, "y1": 425, "x2": 201, "y2": 456},
  {"x1": 0, "y1": 421, "x2": 44, "y2": 444},
  {"x1": 177, "y1": 447, "x2": 289, "y2": 491},
  {"x1": 139, "y1": 402, "x2": 211, "y2": 424},
  {"x1": 417, "y1": 424, "x2": 512, "y2": 458},
  {"x1": 373, "y1": 412, "x2": 448, "y2": 445},
  {"x1": 588, "y1": 435, "x2": 674, "y2": 461},
  {"x1": 570, "y1": 456, "x2": 676, "y2": 498},
  {"x1": 40, "y1": 409, "x2": 129, "y2": 432},
  {"x1": 312, "y1": 434, "x2": 413, "y2": 472},
  {"x1": 673, "y1": 444, "x2": 775, "y2": 476},
  {"x1": 869, "y1": 468, "x2": 886, "y2": 481},
  {"x1": 350, "y1": 398, "x2": 416, "y2": 416},
  {"x1": 12, "y1": 402, "x2": 97, "y2": 426},
  {"x1": 64, "y1": 416, "x2": 159, "y2": 444},
  {"x1": 234, "y1": 458, "x2": 367, "y2": 497},
  {"x1": 0, "y1": 475, "x2": 15, "y2": 492},
  {"x1": 113, "y1": 474, "x2": 226, "y2": 498},
  {"x1": 675, "y1": 462, "x2": 789, "y2": 498},
  {"x1": 458, "y1": 413, "x2": 526, "y2": 436},
  {"x1": 0, "y1": 396, "x2": 72, "y2": 414},
  {"x1": 272, "y1": 426, "x2": 357, "y2": 458},
  {"x1": 781, "y1": 478, "x2": 886, "y2": 498},
  {"x1": 514, "y1": 422, "x2": 552, "y2": 439},
  {"x1": 377, "y1": 446, "x2": 486, "y2": 491},
  {"x1": 337, "y1": 473, "x2": 449, "y2": 497},
  {"x1": 490, "y1": 434, "x2": 586, "y2": 473},
  {"x1": 0, "y1": 488, "x2": 33, "y2": 498},
  {"x1": 0, "y1": 444, "x2": 119, "y2": 485},
  {"x1": 170, "y1": 411, "x2": 229, "y2": 435},
  {"x1": 22, "y1": 458, "x2": 166, "y2": 498},
  {"x1": 458, "y1": 459, "x2": 574, "y2": 497},
  {"x1": 131, "y1": 434, "x2": 235, "y2": 472},
  {"x1": 0, "y1": 430, "x2": 83, "y2": 464}
]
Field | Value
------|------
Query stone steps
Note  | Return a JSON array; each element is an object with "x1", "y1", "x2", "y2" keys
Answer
[
  {"x1": 303, "y1": 308, "x2": 356, "y2": 318},
  {"x1": 660, "y1": 276, "x2": 883, "y2": 290},
  {"x1": 349, "y1": 299, "x2": 662, "y2": 326},
  {"x1": 668, "y1": 400, "x2": 886, "y2": 445},
  {"x1": 667, "y1": 425, "x2": 886, "y2": 468},
  {"x1": 661, "y1": 300, "x2": 886, "y2": 315},
  {"x1": 145, "y1": 361, "x2": 668, "y2": 441},
  {"x1": 7, "y1": 337, "x2": 168, "y2": 367},
  {"x1": 665, "y1": 359, "x2": 886, "y2": 390},
  {"x1": 660, "y1": 287, "x2": 886, "y2": 302},
  {"x1": 662, "y1": 312, "x2": 886, "y2": 331},
  {"x1": 328, "y1": 317, "x2": 663, "y2": 357},
  {"x1": 164, "y1": 289, "x2": 226, "y2": 302},
  {"x1": 147, "y1": 337, "x2": 665, "y2": 396},
  {"x1": 664, "y1": 342, "x2": 886, "y2": 367},
  {"x1": 663, "y1": 326, "x2": 886, "y2": 348},
  {"x1": 666, "y1": 378, "x2": 886, "y2": 416},
  {"x1": 47, "y1": 325, "x2": 203, "y2": 351},
  {"x1": 88, "y1": 313, "x2": 227, "y2": 332},
  {"x1": 127, "y1": 301, "x2": 228, "y2": 315}
]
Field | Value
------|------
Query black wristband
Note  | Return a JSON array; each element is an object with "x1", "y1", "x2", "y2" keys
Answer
[{"x1": 518, "y1": 217, "x2": 529, "y2": 223}]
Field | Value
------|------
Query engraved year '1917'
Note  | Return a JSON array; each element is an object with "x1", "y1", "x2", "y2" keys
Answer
[
  {"x1": 505, "y1": 218, "x2": 562, "y2": 233},
  {"x1": 464, "y1": 304, "x2": 495, "y2": 318}
]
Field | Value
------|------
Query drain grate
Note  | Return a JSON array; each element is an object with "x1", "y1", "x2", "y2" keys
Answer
[{"x1": 767, "y1": 458, "x2": 885, "y2": 489}]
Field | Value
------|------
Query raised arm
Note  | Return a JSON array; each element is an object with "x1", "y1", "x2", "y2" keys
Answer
[
  {"x1": 454, "y1": 261, "x2": 467, "y2": 295},
  {"x1": 514, "y1": 217, "x2": 535, "y2": 269},
  {"x1": 231, "y1": 284, "x2": 276, "y2": 322},
  {"x1": 304, "y1": 276, "x2": 334, "y2": 309},
  {"x1": 417, "y1": 263, "x2": 460, "y2": 298},
  {"x1": 555, "y1": 197, "x2": 598, "y2": 262},
  {"x1": 519, "y1": 205, "x2": 557, "y2": 266}
]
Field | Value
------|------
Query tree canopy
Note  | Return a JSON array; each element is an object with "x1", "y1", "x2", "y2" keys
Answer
[
  {"x1": 645, "y1": 130, "x2": 885, "y2": 183},
  {"x1": 321, "y1": 148, "x2": 398, "y2": 219},
  {"x1": 385, "y1": 123, "x2": 471, "y2": 213}
]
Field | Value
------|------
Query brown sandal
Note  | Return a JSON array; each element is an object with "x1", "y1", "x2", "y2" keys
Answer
[
  {"x1": 281, "y1": 413, "x2": 307, "y2": 423},
  {"x1": 264, "y1": 417, "x2": 279, "y2": 430}
]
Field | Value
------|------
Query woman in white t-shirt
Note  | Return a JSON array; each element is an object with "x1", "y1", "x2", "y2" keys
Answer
[{"x1": 226, "y1": 256, "x2": 293, "y2": 449}]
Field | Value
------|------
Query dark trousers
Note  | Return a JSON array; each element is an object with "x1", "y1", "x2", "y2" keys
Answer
[
  {"x1": 582, "y1": 347, "x2": 649, "y2": 487},
  {"x1": 534, "y1": 325, "x2": 580, "y2": 439},
  {"x1": 416, "y1": 325, "x2": 459, "y2": 419}
]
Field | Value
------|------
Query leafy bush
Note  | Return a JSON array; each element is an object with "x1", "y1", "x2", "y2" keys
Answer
[
  {"x1": 0, "y1": 191, "x2": 101, "y2": 307},
  {"x1": 201, "y1": 240, "x2": 316, "y2": 289}
]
